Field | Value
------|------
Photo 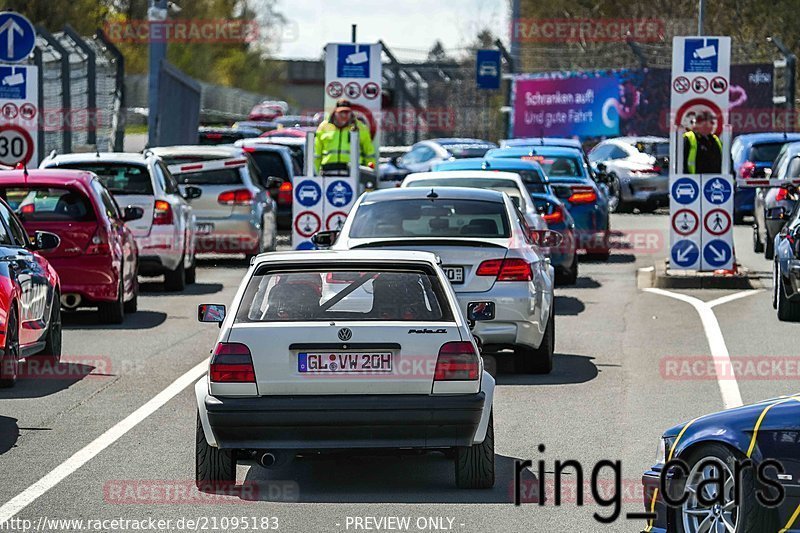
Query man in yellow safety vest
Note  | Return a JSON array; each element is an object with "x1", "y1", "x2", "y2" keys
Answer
[
  {"x1": 314, "y1": 99, "x2": 376, "y2": 174},
  {"x1": 682, "y1": 111, "x2": 722, "y2": 174}
]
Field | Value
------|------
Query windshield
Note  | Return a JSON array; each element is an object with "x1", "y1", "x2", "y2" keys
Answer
[
  {"x1": 524, "y1": 156, "x2": 584, "y2": 178},
  {"x1": 750, "y1": 142, "x2": 790, "y2": 164},
  {"x1": 349, "y1": 198, "x2": 510, "y2": 239},
  {"x1": 0, "y1": 187, "x2": 95, "y2": 222},
  {"x1": 248, "y1": 151, "x2": 289, "y2": 179},
  {"x1": 56, "y1": 163, "x2": 153, "y2": 195},
  {"x1": 237, "y1": 269, "x2": 452, "y2": 322}
]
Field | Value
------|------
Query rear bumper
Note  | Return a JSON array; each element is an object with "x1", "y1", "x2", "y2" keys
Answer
[
  {"x1": 134, "y1": 228, "x2": 182, "y2": 272},
  {"x1": 203, "y1": 392, "x2": 486, "y2": 450},
  {"x1": 195, "y1": 214, "x2": 261, "y2": 254},
  {"x1": 621, "y1": 175, "x2": 668, "y2": 205},
  {"x1": 48, "y1": 256, "x2": 118, "y2": 303}
]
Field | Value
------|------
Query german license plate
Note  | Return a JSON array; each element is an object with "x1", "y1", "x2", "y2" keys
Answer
[
  {"x1": 298, "y1": 352, "x2": 393, "y2": 373},
  {"x1": 196, "y1": 223, "x2": 214, "y2": 235},
  {"x1": 443, "y1": 266, "x2": 464, "y2": 284}
]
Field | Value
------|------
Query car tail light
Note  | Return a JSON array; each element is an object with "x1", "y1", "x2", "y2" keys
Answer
[
  {"x1": 277, "y1": 181, "x2": 293, "y2": 205},
  {"x1": 218, "y1": 189, "x2": 254, "y2": 206},
  {"x1": 631, "y1": 167, "x2": 661, "y2": 176},
  {"x1": 434, "y1": 341, "x2": 479, "y2": 381},
  {"x1": 776, "y1": 187, "x2": 790, "y2": 202},
  {"x1": 210, "y1": 342, "x2": 255, "y2": 383},
  {"x1": 153, "y1": 200, "x2": 173, "y2": 225},
  {"x1": 86, "y1": 226, "x2": 111, "y2": 255},
  {"x1": 241, "y1": 146, "x2": 256, "y2": 153},
  {"x1": 204, "y1": 133, "x2": 223, "y2": 140},
  {"x1": 543, "y1": 205, "x2": 564, "y2": 224},
  {"x1": 740, "y1": 161, "x2": 756, "y2": 179},
  {"x1": 568, "y1": 186, "x2": 597, "y2": 204},
  {"x1": 476, "y1": 258, "x2": 532, "y2": 281}
]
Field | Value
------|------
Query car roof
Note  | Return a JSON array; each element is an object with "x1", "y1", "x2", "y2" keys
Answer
[
  {"x1": 434, "y1": 157, "x2": 544, "y2": 171},
  {"x1": 149, "y1": 145, "x2": 243, "y2": 157},
  {"x1": 428, "y1": 138, "x2": 495, "y2": 146},
  {"x1": 488, "y1": 146, "x2": 583, "y2": 157},
  {"x1": 612, "y1": 136, "x2": 669, "y2": 145},
  {"x1": 233, "y1": 140, "x2": 293, "y2": 153},
  {"x1": 44, "y1": 152, "x2": 149, "y2": 166},
  {"x1": 501, "y1": 137, "x2": 583, "y2": 148},
  {"x1": 734, "y1": 133, "x2": 800, "y2": 146},
  {"x1": 363, "y1": 186, "x2": 506, "y2": 203},
  {"x1": 253, "y1": 249, "x2": 440, "y2": 267},
  {"x1": 404, "y1": 170, "x2": 524, "y2": 185},
  {"x1": 0, "y1": 169, "x2": 96, "y2": 189}
]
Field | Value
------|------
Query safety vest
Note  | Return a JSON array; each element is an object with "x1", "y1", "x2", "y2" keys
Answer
[
  {"x1": 684, "y1": 130, "x2": 722, "y2": 174},
  {"x1": 313, "y1": 120, "x2": 376, "y2": 173}
]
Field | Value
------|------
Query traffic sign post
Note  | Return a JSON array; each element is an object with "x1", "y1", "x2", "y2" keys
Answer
[
  {"x1": 700, "y1": 175, "x2": 734, "y2": 270},
  {"x1": 292, "y1": 176, "x2": 324, "y2": 250}
]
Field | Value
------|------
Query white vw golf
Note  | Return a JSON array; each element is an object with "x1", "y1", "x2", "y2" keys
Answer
[{"x1": 195, "y1": 250, "x2": 496, "y2": 489}]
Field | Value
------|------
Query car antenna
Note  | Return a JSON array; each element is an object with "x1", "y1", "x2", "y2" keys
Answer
[{"x1": 427, "y1": 188, "x2": 438, "y2": 199}]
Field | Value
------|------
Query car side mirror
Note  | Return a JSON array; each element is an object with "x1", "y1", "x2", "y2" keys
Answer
[
  {"x1": 30, "y1": 231, "x2": 60, "y2": 252},
  {"x1": 766, "y1": 206, "x2": 787, "y2": 220},
  {"x1": 198, "y1": 304, "x2": 226, "y2": 326},
  {"x1": 266, "y1": 176, "x2": 283, "y2": 189},
  {"x1": 311, "y1": 230, "x2": 339, "y2": 249},
  {"x1": 183, "y1": 186, "x2": 202, "y2": 200},
  {"x1": 595, "y1": 162, "x2": 607, "y2": 173},
  {"x1": 123, "y1": 206, "x2": 145, "y2": 222},
  {"x1": 530, "y1": 229, "x2": 564, "y2": 248}
]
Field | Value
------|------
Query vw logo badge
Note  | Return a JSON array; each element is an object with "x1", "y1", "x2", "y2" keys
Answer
[{"x1": 338, "y1": 328, "x2": 352, "y2": 341}]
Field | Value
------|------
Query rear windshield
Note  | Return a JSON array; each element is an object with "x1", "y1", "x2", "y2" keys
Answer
[
  {"x1": 248, "y1": 151, "x2": 289, "y2": 179},
  {"x1": 349, "y1": 198, "x2": 510, "y2": 238},
  {"x1": 446, "y1": 145, "x2": 495, "y2": 159},
  {"x1": 175, "y1": 168, "x2": 242, "y2": 185},
  {"x1": 56, "y1": 163, "x2": 153, "y2": 195},
  {"x1": 236, "y1": 268, "x2": 453, "y2": 322},
  {"x1": 0, "y1": 187, "x2": 95, "y2": 222},
  {"x1": 524, "y1": 156, "x2": 583, "y2": 178},
  {"x1": 750, "y1": 142, "x2": 788, "y2": 164}
]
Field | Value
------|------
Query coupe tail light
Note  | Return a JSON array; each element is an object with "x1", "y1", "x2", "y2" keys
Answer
[
  {"x1": 631, "y1": 167, "x2": 662, "y2": 176},
  {"x1": 218, "y1": 189, "x2": 254, "y2": 206},
  {"x1": 86, "y1": 227, "x2": 111, "y2": 255},
  {"x1": 740, "y1": 161, "x2": 756, "y2": 179},
  {"x1": 543, "y1": 205, "x2": 564, "y2": 225},
  {"x1": 434, "y1": 341, "x2": 479, "y2": 381},
  {"x1": 476, "y1": 258, "x2": 532, "y2": 281},
  {"x1": 277, "y1": 181, "x2": 293, "y2": 205},
  {"x1": 568, "y1": 186, "x2": 597, "y2": 204},
  {"x1": 153, "y1": 200, "x2": 173, "y2": 225},
  {"x1": 210, "y1": 342, "x2": 255, "y2": 383},
  {"x1": 776, "y1": 187, "x2": 789, "y2": 202}
]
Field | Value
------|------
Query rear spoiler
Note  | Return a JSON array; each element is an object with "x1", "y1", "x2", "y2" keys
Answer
[
  {"x1": 167, "y1": 157, "x2": 248, "y2": 175},
  {"x1": 351, "y1": 239, "x2": 506, "y2": 249}
]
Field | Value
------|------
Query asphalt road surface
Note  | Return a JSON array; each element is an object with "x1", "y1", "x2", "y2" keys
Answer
[{"x1": 0, "y1": 214, "x2": 793, "y2": 533}]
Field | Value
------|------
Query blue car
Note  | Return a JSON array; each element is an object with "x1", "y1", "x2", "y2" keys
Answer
[
  {"x1": 642, "y1": 395, "x2": 800, "y2": 532},
  {"x1": 732, "y1": 133, "x2": 800, "y2": 223},
  {"x1": 485, "y1": 146, "x2": 611, "y2": 260},
  {"x1": 773, "y1": 201, "x2": 800, "y2": 321}
]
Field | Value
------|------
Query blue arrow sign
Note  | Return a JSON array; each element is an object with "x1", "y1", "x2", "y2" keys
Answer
[
  {"x1": 0, "y1": 12, "x2": 36, "y2": 63},
  {"x1": 671, "y1": 177, "x2": 699, "y2": 205},
  {"x1": 703, "y1": 177, "x2": 732, "y2": 205},
  {"x1": 671, "y1": 239, "x2": 700, "y2": 268},
  {"x1": 703, "y1": 239, "x2": 732, "y2": 268}
]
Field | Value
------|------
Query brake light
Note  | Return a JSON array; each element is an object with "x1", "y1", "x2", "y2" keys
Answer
[
  {"x1": 204, "y1": 133, "x2": 223, "y2": 140},
  {"x1": 277, "y1": 181, "x2": 293, "y2": 205},
  {"x1": 153, "y1": 200, "x2": 173, "y2": 225},
  {"x1": 434, "y1": 341, "x2": 479, "y2": 381},
  {"x1": 210, "y1": 342, "x2": 255, "y2": 383},
  {"x1": 218, "y1": 189, "x2": 254, "y2": 206},
  {"x1": 86, "y1": 226, "x2": 111, "y2": 255},
  {"x1": 241, "y1": 146, "x2": 256, "y2": 152},
  {"x1": 776, "y1": 187, "x2": 789, "y2": 202},
  {"x1": 476, "y1": 258, "x2": 532, "y2": 281},
  {"x1": 568, "y1": 186, "x2": 597, "y2": 204},
  {"x1": 740, "y1": 161, "x2": 756, "y2": 179},
  {"x1": 543, "y1": 205, "x2": 564, "y2": 224}
]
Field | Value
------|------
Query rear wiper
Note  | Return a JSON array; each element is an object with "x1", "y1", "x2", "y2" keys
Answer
[{"x1": 320, "y1": 273, "x2": 376, "y2": 312}]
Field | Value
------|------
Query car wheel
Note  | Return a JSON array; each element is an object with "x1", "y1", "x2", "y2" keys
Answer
[
  {"x1": 674, "y1": 443, "x2": 777, "y2": 533},
  {"x1": 555, "y1": 255, "x2": 578, "y2": 286},
  {"x1": 195, "y1": 412, "x2": 236, "y2": 491},
  {"x1": 585, "y1": 249, "x2": 611, "y2": 261},
  {"x1": 124, "y1": 280, "x2": 138, "y2": 313},
  {"x1": 752, "y1": 224, "x2": 764, "y2": 253},
  {"x1": 164, "y1": 255, "x2": 186, "y2": 292},
  {"x1": 772, "y1": 261, "x2": 779, "y2": 310},
  {"x1": 776, "y1": 273, "x2": 800, "y2": 322},
  {"x1": 185, "y1": 254, "x2": 197, "y2": 285},
  {"x1": 0, "y1": 308, "x2": 19, "y2": 388},
  {"x1": 98, "y1": 277, "x2": 125, "y2": 324},
  {"x1": 516, "y1": 311, "x2": 554, "y2": 374},
  {"x1": 454, "y1": 412, "x2": 494, "y2": 489},
  {"x1": 764, "y1": 230, "x2": 775, "y2": 260},
  {"x1": 37, "y1": 299, "x2": 62, "y2": 362}
]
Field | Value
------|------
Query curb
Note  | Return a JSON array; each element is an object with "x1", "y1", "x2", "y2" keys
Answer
[{"x1": 637, "y1": 259, "x2": 763, "y2": 289}]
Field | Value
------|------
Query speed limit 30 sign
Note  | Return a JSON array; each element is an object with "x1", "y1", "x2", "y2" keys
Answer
[{"x1": 0, "y1": 64, "x2": 39, "y2": 166}]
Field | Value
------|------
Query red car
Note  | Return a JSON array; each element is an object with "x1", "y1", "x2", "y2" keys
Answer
[
  {"x1": 0, "y1": 170, "x2": 142, "y2": 324},
  {"x1": 0, "y1": 194, "x2": 63, "y2": 388}
]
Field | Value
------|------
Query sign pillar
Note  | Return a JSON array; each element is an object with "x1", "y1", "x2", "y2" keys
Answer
[{"x1": 669, "y1": 36, "x2": 733, "y2": 271}]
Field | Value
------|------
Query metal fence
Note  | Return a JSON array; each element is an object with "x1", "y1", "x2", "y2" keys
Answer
[{"x1": 28, "y1": 27, "x2": 125, "y2": 161}]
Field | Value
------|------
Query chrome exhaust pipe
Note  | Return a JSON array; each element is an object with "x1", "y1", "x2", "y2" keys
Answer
[
  {"x1": 258, "y1": 452, "x2": 277, "y2": 468},
  {"x1": 60, "y1": 294, "x2": 82, "y2": 309}
]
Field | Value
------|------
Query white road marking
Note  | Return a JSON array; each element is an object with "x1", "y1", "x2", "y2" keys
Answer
[
  {"x1": 644, "y1": 288, "x2": 758, "y2": 410},
  {"x1": 0, "y1": 360, "x2": 208, "y2": 526}
]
